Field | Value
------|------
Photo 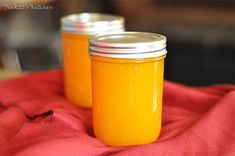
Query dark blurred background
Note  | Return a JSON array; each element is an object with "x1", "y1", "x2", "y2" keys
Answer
[{"x1": 0, "y1": 0, "x2": 234, "y2": 85}]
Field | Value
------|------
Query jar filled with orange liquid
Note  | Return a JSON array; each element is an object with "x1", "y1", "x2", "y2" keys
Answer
[
  {"x1": 61, "y1": 13, "x2": 125, "y2": 108},
  {"x1": 89, "y1": 32, "x2": 167, "y2": 146}
]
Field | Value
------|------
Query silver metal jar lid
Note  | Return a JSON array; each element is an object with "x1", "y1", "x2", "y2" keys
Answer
[
  {"x1": 61, "y1": 13, "x2": 125, "y2": 34},
  {"x1": 89, "y1": 32, "x2": 167, "y2": 59}
]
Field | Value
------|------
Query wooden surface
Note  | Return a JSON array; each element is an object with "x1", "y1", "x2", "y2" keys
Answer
[{"x1": 0, "y1": 69, "x2": 26, "y2": 81}]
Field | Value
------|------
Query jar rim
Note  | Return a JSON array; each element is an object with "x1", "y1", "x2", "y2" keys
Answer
[
  {"x1": 61, "y1": 13, "x2": 125, "y2": 34},
  {"x1": 89, "y1": 32, "x2": 167, "y2": 59}
]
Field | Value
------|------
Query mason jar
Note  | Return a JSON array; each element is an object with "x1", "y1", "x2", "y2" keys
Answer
[
  {"x1": 89, "y1": 32, "x2": 167, "y2": 146},
  {"x1": 61, "y1": 13, "x2": 125, "y2": 108}
]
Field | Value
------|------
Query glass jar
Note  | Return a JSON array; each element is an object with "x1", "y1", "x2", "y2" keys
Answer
[
  {"x1": 89, "y1": 32, "x2": 167, "y2": 146},
  {"x1": 61, "y1": 13, "x2": 125, "y2": 108}
]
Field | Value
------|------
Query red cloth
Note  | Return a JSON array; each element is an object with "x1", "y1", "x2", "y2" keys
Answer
[{"x1": 0, "y1": 69, "x2": 235, "y2": 156}]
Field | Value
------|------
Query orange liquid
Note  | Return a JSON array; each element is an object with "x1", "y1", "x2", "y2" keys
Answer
[
  {"x1": 63, "y1": 33, "x2": 92, "y2": 108},
  {"x1": 91, "y1": 56, "x2": 165, "y2": 146}
]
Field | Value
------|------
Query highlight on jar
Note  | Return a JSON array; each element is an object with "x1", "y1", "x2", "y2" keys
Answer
[
  {"x1": 89, "y1": 32, "x2": 167, "y2": 146},
  {"x1": 61, "y1": 13, "x2": 125, "y2": 108}
]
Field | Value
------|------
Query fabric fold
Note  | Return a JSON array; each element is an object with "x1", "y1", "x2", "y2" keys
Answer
[{"x1": 0, "y1": 69, "x2": 234, "y2": 156}]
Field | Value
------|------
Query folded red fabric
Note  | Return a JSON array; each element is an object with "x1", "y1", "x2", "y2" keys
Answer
[{"x1": 0, "y1": 69, "x2": 234, "y2": 156}]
